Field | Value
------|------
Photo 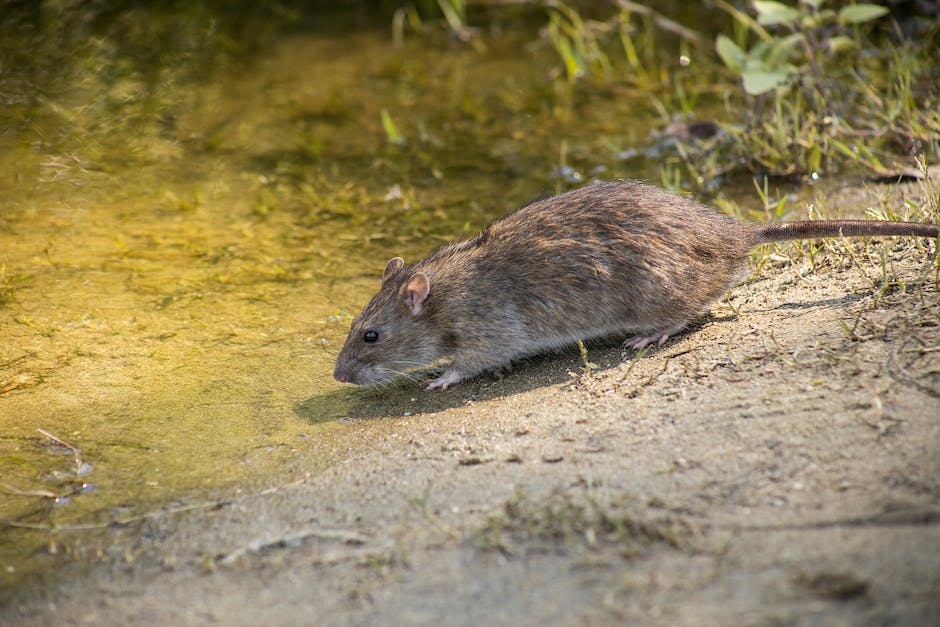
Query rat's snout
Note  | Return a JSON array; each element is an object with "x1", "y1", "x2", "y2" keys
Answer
[{"x1": 333, "y1": 362, "x2": 351, "y2": 383}]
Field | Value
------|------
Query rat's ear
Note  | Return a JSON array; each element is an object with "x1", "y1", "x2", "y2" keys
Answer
[
  {"x1": 401, "y1": 273, "x2": 430, "y2": 316},
  {"x1": 383, "y1": 257, "x2": 405, "y2": 285}
]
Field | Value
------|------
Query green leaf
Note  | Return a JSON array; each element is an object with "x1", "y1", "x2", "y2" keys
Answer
[
  {"x1": 829, "y1": 138, "x2": 858, "y2": 160},
  {"x1": 802, "y1": 0, "x2": 824, "y2": 8},
  {"x1": 753, "y1": 1, "x2": 801, "y2": 27},
  {"x1": 808, "y1": 143, "x2": 822, "y2": 173},
  {"x1": 380, "y1": 109, "x2": 404, "y2": 144},
  {"x1": 717, "y1": 1, "x2": 774, "y2": 43},
  {"x1": 766, "y1": 32, "x2": 805, "y2": 65},
  {"x1": 742, "y1": 68, "x2": 790, "y2": 94},
  {"x1": 716, "y1": 34, "x2": 746, "y2": 73},
  {"x1": 839, "y1": 4, "x2": 889, "y2": 24},
  {"x1": 828, "y1": 35, "x2": 856, "y2": 53}
]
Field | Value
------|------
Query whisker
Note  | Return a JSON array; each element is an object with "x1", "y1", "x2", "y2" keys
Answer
[{"x1": 388, "y1": 368, "x2": 421, "y2": 382}]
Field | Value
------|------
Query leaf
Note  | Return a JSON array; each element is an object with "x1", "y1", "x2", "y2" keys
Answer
[
  {"x1": 829, "y1": 138, "x2": 858, "y2": 160},
  {"x1": 380, "y1": 109, "x2": 404, "y2": 145},
  {"x1": 753, "y1": 1, "x2": 801, "y2": 27},
  {"x1": 742, "y1": 68, "x2": 790, "y2": 95},
  {"x1": 715, "y1": 0, "x2": 774, "y2": 43},
  {"x1": 715, "y1": 34, "x2": 746, "y2": 73},
  {"x1": 839, "y1": 4, "x2": 889, "y2": 24},
  {"x1": 808, "y1": 143, "x2": 822, "y2": 173},
  {"x1": 547, "y1": 18, "x2": 584, "y2": 81},
  {"x1": 766, "y1": 32, "x2": 804, "y2": 66},
  {"x1": 828, "y1": 35, "x2": 856, "y2": 53}
]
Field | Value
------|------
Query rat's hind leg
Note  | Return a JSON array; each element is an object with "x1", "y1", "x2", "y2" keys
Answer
[{"x1": 624, "y1": 324, "x2": 686, "y2": 350}]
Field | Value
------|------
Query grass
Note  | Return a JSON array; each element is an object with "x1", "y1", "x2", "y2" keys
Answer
[
  {"x1": 577, "y1": 339, "x2": 597, "y2": 377},
  {"x1": 474, "y1": 491, "x2": 694, "y2": 558},
  {"x1": 718, "y1": 161, "x2": 939, "y2": 367},
  {"x1": 507, "y1": 1, "x2": 939, "y2": 187},
  {"x1": 701, "y1": 16, "x2": 938, "y2": 183},
  {"x1": 713, "y1": 156, "x2": 939, "y2": 284},
  {"x1": 389, "y1": 2, "x2": 936, "y2": 192}
]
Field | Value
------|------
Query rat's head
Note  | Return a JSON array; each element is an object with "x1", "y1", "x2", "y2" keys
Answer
[{"x1": 334, "y1": 257, "x2": 445, "y2": 385}]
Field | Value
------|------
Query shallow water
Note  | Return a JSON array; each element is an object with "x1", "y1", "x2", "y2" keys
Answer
[{"x1": 0, "y1": 3, "x2": 731, "y2": 586}]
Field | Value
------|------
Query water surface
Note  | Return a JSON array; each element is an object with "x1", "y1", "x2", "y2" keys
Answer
[{"x1": 0, "y1": 3, "x2": 722, "y2": 586}]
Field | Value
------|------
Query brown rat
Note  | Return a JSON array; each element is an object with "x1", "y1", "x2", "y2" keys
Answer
[{"x1": 333, "y1": 180, "x2": 938, "y2": 389}]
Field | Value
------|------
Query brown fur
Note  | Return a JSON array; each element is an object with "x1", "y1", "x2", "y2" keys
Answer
[{"x1": 333, "y1": 180, "x2": 938, "y2": 388}]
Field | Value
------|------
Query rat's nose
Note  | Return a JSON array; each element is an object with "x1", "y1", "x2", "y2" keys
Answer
[{"x1": 333, "y1": 368, "x2": 349, "y2": 383}]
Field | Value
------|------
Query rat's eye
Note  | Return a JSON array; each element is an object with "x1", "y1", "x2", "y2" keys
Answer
[{"x1": 363, "y1": 330, "x2": 379, "y2": 343}]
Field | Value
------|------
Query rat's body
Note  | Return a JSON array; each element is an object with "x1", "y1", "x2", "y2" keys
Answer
[{"x1": 334, "y1": 180, "x2": 938, "y2": 389}]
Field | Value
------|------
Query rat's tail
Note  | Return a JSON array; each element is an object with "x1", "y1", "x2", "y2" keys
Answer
[{"x1": 753, "y1": 220, "x2": 939, "y2": 244}]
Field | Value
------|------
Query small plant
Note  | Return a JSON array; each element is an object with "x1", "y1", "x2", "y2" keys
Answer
[
  {"x1": 577, "y1": 339, "x2": 598, "y2": 377},
  {"x1": 475, "y1": 492, "x2": 691, "y2": 557},
  {"x1": 391, "y1": 0, "x2": 474, "y2": 45},
  {"x1": 543, "y1": 1, "x2": 705, "y2": 92},
  {"x1": 435, "y1": 0, "x2": 467, "y2": 37},
  {"x1": 545, "y1": 2, "x2": 610, "y2": 85},
  {"x1": 701, "y1": 0, "x2": 940, "y2": 179},
  {"x1": 716, "y1": 0, "x2": 888, "y2": 97}
]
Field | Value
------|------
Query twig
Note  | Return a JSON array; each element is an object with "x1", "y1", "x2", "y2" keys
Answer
[
  {"x1": 218, "y1": 527, "x2": 371, "y2": 565},
  {"x1": 37, "y1": 428, "x2": 81, "y2": 455},
  {"x1": 0, "y1": 354, "x2": 30, "y2": 369},
  {"x1": 0, "y1": 483, "x2": 58, "y2": 498},
  {"x1": 617, "y1": 0, "x2": 707, "y2": 46},
  {"x1": 0, "y1": 381, "x2": 24, "y2": 396},
  {"x1": 0, "y1": 355, "x2": 69, "y2": 397},
  {"x1": 722, "y1": 508, "x2": 940, "y2": 532}
]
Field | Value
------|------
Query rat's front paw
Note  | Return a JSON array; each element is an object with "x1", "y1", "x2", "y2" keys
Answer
[{"x1": 426, "y1": 369, "x2": 464, "y2": 390}]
